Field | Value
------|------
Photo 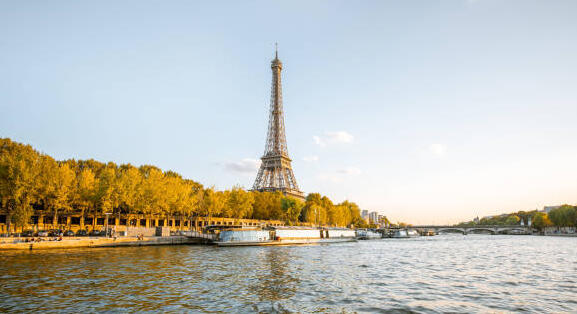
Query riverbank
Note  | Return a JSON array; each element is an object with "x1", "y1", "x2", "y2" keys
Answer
[
  {"x1": 0, "y1": 236, "x2": 202, "y2": 250},
  {"x1": 544, "y1": 233, "x2": 577, "y2": 237}
]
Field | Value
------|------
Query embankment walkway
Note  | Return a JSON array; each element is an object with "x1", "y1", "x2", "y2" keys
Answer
[{"x1": 0, "y1": 236, "x2": 204, "y2": 250}]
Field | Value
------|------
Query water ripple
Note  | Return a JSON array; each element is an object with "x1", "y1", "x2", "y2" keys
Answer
[{"x1": 1, "y1": 235, "x2": 576, "y2": 312}]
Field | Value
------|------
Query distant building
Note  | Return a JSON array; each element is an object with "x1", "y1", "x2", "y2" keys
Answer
[
  {"x1": 543, "y1": 206, "x2": 561, "y2": 213},
  {"x1": 473, "y1": 216, "x2": 480, "y2": 224},
  {"x1": 481, "y1": 213, "x2": 508, "y2": 220},
  {"x1": 361, "y1": 210, "x2": 369, "y2": 223},
  {"x1": 369, "y1": 211, "x2": 379, "y2": 225}
]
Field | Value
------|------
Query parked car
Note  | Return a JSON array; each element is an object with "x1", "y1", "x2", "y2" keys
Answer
[
  {"x1": 48, "y1": 229, "x2": 63, "y2": 237},
  {"x1": 75, "y1": 229, "x2": 88, "y2": 236},
  {"x1": 37, "y1": 230, "x2": 49, "y2": 237},
  {"x1": 88, "y1": 230, "x2": 104, "y2": 237},
  {"x1": 21, "y1": 230, "x2": 35, "y2": 237},
  {"x1": 63, "y1": 230, "x2": 75, "y2": 236}
]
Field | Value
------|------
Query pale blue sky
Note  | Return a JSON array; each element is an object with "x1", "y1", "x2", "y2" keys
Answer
[{"x1": 2, "y1": 1, "x2": 577, "y2": 224}]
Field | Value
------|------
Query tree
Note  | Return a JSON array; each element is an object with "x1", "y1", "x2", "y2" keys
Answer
[
  {"x1": 185, "y1": 180, "x2": 204, "y2": 219},
  {"x1": 40, "y1": 161, "x2": 75, "y2": 226},
  {"x1": 136, "y1": 165, "x2": 165, "y2": 217},
  {"x1": 504, "y1": 215, "x2": 520, "y2": 225},
  {"x1": 0, "y1": 139, "x2": 40, "y2": 231},
  {"x1": 201, "y1": 188, "x2": 225, "y2": 221},
  {"x1": 0, "y1": 137, "x2": 371, "y2": 230},
  {"x1": 302, "y1": 193, "x2": 325, "y2": 225},
  {"x1": 96, "y1": 166, "x2": 116, "y2": 216},
  {"x1": 226, "y1": 187, "x2": 254, "y2": 219},
  {"x1": 281, "y1": 197, "x2": 303, "y2": 225},
  {"x1": 549, "y1": 205, "x2": 577, "y2": 227},
  {"x1": 320, "y1": 196, "x2": 334, "y2": 225},
  {"x1": 338, "y1": 200, "x2": 363, "y2": 228},
  {"x1": 251, "y1": 191, "x2": 283, "y2": 220},
  {"x1": 531, "y1": 212, "x2": 552, "y2": 230},
  {"x1": 115, "y1": 164, "x2": 141, "y2": 214},
  {"x1": 73, "y1": 168, "x2": 97, "y2": 225}
]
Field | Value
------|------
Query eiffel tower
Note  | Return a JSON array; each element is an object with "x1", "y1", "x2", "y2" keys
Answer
[{"x1": 252, "y1": 46, "x2": 305, "y2": 200}]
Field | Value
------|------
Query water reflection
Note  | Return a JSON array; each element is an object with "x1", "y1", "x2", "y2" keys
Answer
[{"x1": 251, "y1": 247, "x2": 298, "y2": 303}]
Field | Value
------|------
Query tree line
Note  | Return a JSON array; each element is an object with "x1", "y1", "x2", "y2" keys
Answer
[
  {"x1": 0, "y1": 138, "x2": 364, "y2": 229},
  {"x1": 458, "y1": 205, "x2": 577, "y2": 229}
]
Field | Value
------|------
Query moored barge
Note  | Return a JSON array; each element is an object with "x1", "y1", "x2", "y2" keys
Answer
[
  {"x1": 214, "y1": 226, "x2": 356, "y2": 247},
  {"x1": 391, "y1": 229, "x2": 420, "y2": 238},
  {"x1": 356, "y1": 229, "x2": 382, "y2": 240}
]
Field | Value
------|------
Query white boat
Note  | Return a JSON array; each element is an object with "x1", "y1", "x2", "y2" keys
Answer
[
  {"x1": 215, "y1": 226, "x2": 356, "y2": 246},
  {"x1": 391, "y1": 229, "x2": 420, "y2": 238},
  {"x1": 407, "y1": 229, "x2": 420, "y2": 237},
  {"x1": 356, "y1": 229, "x2": 382, "y2": 240}
]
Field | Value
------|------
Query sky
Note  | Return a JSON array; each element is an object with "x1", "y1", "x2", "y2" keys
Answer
[{"x1": 1, "y1": 1, "x2": 577, "y2": 224}]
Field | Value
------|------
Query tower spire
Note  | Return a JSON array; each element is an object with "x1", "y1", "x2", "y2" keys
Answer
[
  {"x1": 252, "y1": 49, "x2": 304, "y2": 200},
  {"x1": 275, "y1": 42, "x2": 278, "y2": 59}
]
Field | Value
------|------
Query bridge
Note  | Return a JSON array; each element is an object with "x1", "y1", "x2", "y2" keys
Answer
[{"x1": 393, "y1": 225, "x2": 535, "y2": 235}]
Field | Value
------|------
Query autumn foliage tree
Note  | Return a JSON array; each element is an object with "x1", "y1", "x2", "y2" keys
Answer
[{"x1": 0, "y1": 138, "x2": 366, "y2": 230}]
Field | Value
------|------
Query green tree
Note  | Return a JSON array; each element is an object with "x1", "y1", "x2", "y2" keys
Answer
[
  {"x1": 549, "y1": 205, "x2": 577, "y2": 227},
  {"x1": 281, "y1": 197, "x2": 303, "y2": 225},
  {"x1": 504, "y1": 215, "x2": 521, "y2": 225}
]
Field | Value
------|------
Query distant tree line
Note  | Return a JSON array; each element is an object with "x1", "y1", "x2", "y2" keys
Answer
[
  {"x1": 547, "y1": 205, "x2": 577, "y2": 227},
  {"x1": 0, "y1": 138, "x2": 364, "y2": 229},
  {"x1": 457, "y1": 206, "x2": 577, "y2": 229}
]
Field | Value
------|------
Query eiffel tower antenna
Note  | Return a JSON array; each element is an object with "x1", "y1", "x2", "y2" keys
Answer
[{"x1": 252, "y1": 46, "x2": 305, "y2": 200}]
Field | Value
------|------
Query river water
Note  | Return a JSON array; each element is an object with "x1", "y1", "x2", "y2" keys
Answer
[{"x1": 1, "y1": 235, "x2": 576, "y2": 313}]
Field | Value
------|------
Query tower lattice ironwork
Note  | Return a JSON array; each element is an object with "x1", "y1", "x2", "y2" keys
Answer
[{"x1": 252, "y1": 47, "x2": 304, "y2": 200}]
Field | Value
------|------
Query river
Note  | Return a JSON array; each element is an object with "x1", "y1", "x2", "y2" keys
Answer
[{"x1": 1, "y1": 235, "x2": 576, "y2": 313}]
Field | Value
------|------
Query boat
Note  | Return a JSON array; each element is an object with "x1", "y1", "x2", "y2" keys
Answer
[
  {"x1": 407, "y1": 229, "x2": 420, "y2": 237},
  {"x1": 391, "y1": 229, "x2": 420, "y2": 238},
  {"x1": 214, "y1": 226, "x2": 356, "y2": 246},
  {"x1": 356, "y1": 229, "x2": 382, "y2": 240},
  {"x1": 421, "y1": 229, "x2": 436, "y2": 236}
]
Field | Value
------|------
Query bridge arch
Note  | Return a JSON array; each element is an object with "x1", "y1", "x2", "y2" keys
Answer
[
  {"x1": 436, "y1": 228, "x2": 466, "y2": 235},
  {"x1": 496, "y1": 227, "x2": 531, "y2": 234},
  {"x1": 466, "y1": 228, "x2": 496, "y2": 235}
]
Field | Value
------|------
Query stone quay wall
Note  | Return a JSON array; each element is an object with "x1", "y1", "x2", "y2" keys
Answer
[{"x1": 0, "y1": 211, "x2": 284, "y2": 234}]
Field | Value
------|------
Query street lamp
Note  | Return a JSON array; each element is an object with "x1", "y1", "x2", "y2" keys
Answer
[
  {"x1": 314, "y1": 208, "x2": 317, "y2": 227},
  {"x1": 105, "y1": 212, "x2": 112, "y2": 237}
]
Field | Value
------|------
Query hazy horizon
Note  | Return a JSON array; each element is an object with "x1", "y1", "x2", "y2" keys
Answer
[{"x1": 2, "y1": 1, "x2": 576, "y2": 224}]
